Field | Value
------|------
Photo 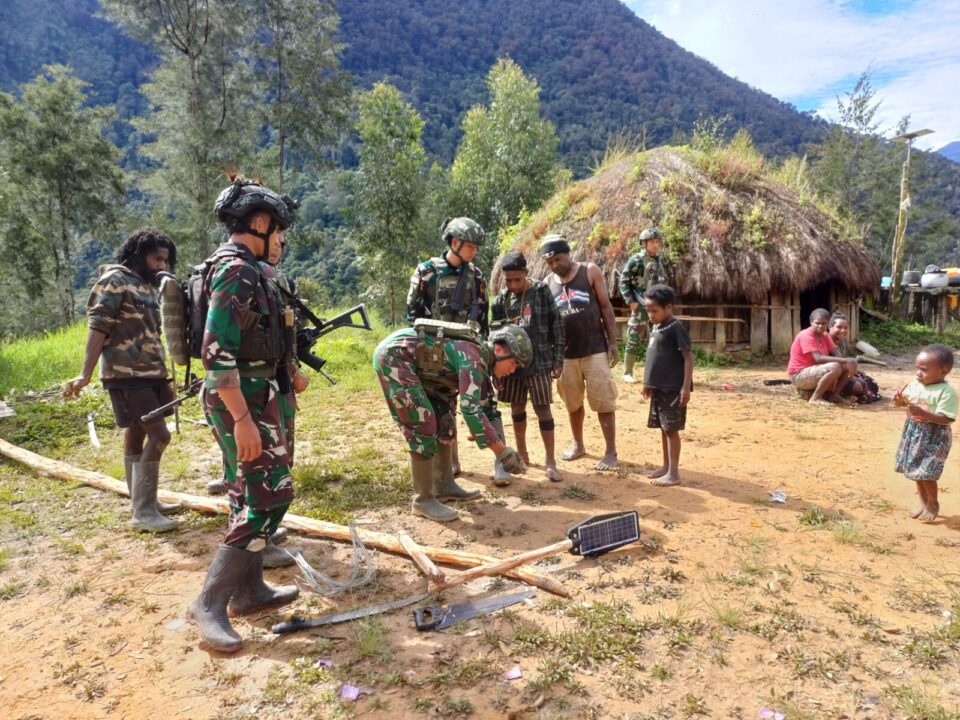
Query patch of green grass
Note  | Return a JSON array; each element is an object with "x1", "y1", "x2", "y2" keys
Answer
[
  {"x1": 64, "y1": 581, "x2": 89, "y2": 598},
  {"x1": 832, "y1": 520, "x2": 861, "y2": 545},
  {"x1": 1, "y1": 582, "x2": 25, "y2": 600},
  {"x1": 291, "y1": 446, "x2": 410, "y2": 524},
  {"x1": 560, "y1": 483, "x2": 596, "y2": 501},
  {"x1": 350, "y1": 617, "x2": 392, "y2": 662},
  {"x1": 798, "y1": 506, "x2": 843, "y2": 527},
  {"x1": 861, "y1": 317, "x2": 960, "y2": 355},
  {"x1": 0, "y1": 322, "x2": 88, "y2": 396},
  {"x1": 902, "y1": 632, "x2": 950, "y2": 669},
  {"x1": 883, "y1": 684, "x2": 960, "y2": 720},
  {"x1": 437, "y1": 697, "x2": 474, "y2": 717},
  {"x1": 527, "y1": 656, "x2": 579, "y2": 693}
]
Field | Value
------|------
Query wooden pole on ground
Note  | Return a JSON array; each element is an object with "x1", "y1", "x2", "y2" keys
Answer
[{"x1": 0, "y1": 437, "x2": 569, "y2": 597}]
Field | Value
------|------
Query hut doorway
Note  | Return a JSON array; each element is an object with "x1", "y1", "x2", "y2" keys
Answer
[{"x1": 799, "y1": 282, "x2": 832, "y2": 329}]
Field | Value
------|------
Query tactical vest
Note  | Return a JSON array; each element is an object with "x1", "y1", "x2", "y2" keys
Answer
[
  {"x1": 433, "y1": 257, "x2": 478, "y2": 325},
  {"x1": 192, "y1": 246, "x2": 286, "y2": 364},
  {"x1": 414, "y1": 318, "x2": 482, "y2": 397}
]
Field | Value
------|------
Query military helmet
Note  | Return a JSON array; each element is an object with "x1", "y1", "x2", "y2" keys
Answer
[
  {"x1": 489, "y1": 325, "x2": 533, "y2": 367},
  {"x1": 214, "y1": 179, "x2": 299, "y2": 230},
  {"x1": 441, "y1": 217, "x2": 486, "y2": 247},
  {"x1": 639, "y1": 227, "x2": 662, "y2": 242}
]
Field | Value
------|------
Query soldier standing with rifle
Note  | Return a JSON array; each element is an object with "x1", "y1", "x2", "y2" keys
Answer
[
  {"x1": 619, "y1": 228, "x2": 667, "y2": 383},
  {"x1": 407, "y1": 218, "x2": 514, "y2": 485},
  {"x1": 64, "y1": 228, "x2": 181, "y2": 533},
  {"x1": 188, "y1": 178, "x2": 300, "y2": 653}
]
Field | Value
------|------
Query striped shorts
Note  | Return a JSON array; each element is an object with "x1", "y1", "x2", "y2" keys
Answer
[{"x1": 498, "y1": 371, "x2": 553, "y2": 406}]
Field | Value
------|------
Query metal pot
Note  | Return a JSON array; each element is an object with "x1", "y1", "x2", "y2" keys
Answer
[
  {"x1": 901, "y1": 270, "x2": 922, "y2": 286},
  {"x1": 921, "y1": 272, "x2": 949, "y2": 289}
]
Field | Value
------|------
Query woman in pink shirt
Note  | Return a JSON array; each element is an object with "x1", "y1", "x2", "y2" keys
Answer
[{"x1": 787, "y1": 308, "x2": 857, "y2": 405}]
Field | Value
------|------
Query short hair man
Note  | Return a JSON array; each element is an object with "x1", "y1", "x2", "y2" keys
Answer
[
  {"x1": 619, "y1": 227, "x2": 667, "y2": 382},
  {"x1": 188, "y1": 178, "x2": 301, "y2": 653},
  {"x1": 787, "y1": 308, "x2": 858, "y2": 404},
  {"x1": 541, "y1": 235, "x2": 620, "y2": 470},
  {"x1": 491, "y1": 251, "x2": 565, "y2": 482},
  {"x1": 64, "y1": 228, "x2": 181, "y2": 533}
]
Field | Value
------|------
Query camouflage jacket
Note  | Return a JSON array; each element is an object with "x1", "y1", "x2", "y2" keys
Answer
[
  {"x1": 202, "y1": 243, "x2": 285, "y2": 390},
  {"x1": 406, "y1": 253, "x2": 489, "y2": 337},
  {"x1": 384, "y1": 328, "x2": 500, "y2": 449},
  {"x1": 86, "y1": 264, "x2": 168, "y2": 381},
  {"x1": 619, "y1": 250, "x2": 667, "y2": 305}
]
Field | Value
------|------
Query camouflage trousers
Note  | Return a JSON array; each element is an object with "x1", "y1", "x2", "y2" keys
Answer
[
  {"x1": 625, "y1": 307, "x2": 650, "y2": 359},
  {"x1": 374, "y1": 345, "x2": 454, "y2": 460},
  {"x1": 203, "y1": 377, "x2": 294, "y2": 549}
]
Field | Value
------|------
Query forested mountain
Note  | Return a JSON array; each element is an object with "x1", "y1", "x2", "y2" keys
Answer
[
  {"x1": 2, "y1": 0, "x2": 829, "y2": 175},
  {"x1": 337, "y1": 0, "x2": 828, "y2": 172}
]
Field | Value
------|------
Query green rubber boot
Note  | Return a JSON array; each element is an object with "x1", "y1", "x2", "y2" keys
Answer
[
  {"x1": 434, "y1": 443, "x2": 481, "y2": 501},
  {"x1": 189, "y1": 545, "x2": 251, "y2": 653},
  {"x1": 130, "y1": 461, "x2": 179, "y2": 533},
  {"x1": 411, "y1": 456, "x2": 458, "y2": 522},
  {"x1": 126, "y1": 454, "x2": 180, "y2": 515},
  {"x1": 228, "y1": 548, "x2": 299, "y2": 617}
]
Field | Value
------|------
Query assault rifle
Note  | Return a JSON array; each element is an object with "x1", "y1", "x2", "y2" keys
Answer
[
  {"x1": 140, "y1": 304, "x2": 373, "y2": 423},
  {"x1": 293, "y1": 303, "x2": 373, "y2": 384}
]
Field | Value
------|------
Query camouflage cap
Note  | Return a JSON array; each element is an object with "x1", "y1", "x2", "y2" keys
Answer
[
  {"x1": 639, "y1": 228, "x2": 662, "y2": 242},
  {"x1": 441, "y1": 217, "x2": 486, "y2": 246},
  {"x1": 489, "y1": 324, "x2": 533, "y2": 367},
  {"x1": 539, "y1": 234, "x2": 570, "y2": 258}
]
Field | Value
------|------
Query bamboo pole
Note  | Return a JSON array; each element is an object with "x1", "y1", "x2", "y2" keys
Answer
[{"x1": 0, "y1": 437, "x2": 569, "y2": 596}]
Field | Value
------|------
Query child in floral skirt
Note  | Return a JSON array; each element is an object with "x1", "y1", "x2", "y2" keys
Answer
[{"x1": 894, "y1": 344, "x2": 957, "y2": 522}]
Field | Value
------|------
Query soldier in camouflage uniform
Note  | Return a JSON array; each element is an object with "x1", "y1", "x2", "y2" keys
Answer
[
  {"x1": 406, "y1": 218, "x2": 517, "y2": 484},
  {"x1": 64, "y1": 228, "x2": 181, "y2": 533},
  {"x1": 188, "y1": 178, "x2": 301, "y2": 654},
  {"x1": 619, "y1": 228, "x2": 668, "y2": 383},
  {"x1": 374, "y1": 323, "x2": 530, "y2": 522}
]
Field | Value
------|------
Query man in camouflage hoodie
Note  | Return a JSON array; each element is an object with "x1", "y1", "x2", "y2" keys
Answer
[
  {"x1": 619, "y1": 228, "x2": 668, "y2": 382},
  {"x1": 373, "y1": 323, "x2": 529, "y2": 522},
  {"x1": 64, "y1": 227, "x2": 181, "y2": 533},
  {"x1": 188, "y1": 178, "x2": 300, "y2": 654}
]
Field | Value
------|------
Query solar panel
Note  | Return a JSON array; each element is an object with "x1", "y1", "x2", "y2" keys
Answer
[{"x1": 566, "y1": 511, "x2": 640, "y2": 557}]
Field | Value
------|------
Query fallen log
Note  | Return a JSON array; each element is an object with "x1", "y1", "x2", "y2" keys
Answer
[{"x1": 0, "y1": 437, "x2": 569, "y2": 596}]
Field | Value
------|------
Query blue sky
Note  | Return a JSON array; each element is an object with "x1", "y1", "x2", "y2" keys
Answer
[{"x1": 624, "y1": 0, "x2": 959, "y2": 151}]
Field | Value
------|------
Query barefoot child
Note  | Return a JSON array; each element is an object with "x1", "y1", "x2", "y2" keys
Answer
[
  {"x1": 893, "y1": 344, "x2": 957, "y2": 522},
  {"x1": 642, "y1": 285, "x2": 693, "y2": 486}
]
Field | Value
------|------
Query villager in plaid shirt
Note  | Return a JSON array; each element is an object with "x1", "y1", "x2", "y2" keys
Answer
[{"x1": 491, "y1": 251, "x2": 565, "y2": 481}]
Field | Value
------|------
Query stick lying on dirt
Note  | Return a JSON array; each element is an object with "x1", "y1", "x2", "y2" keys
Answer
[{"x1": 0, "y1": 437, "x2": 569, "y2": 597}]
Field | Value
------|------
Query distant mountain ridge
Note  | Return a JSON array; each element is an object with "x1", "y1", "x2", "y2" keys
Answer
[
  {"x1": 1, "y1": 0, "x2": 829, "y2": 174},
  {"x1": 337, "y1": 0, "x2": 829, "y2": 171},
  {"x1": 938, "y1": 141, "x2": 960, "y2": 164}
]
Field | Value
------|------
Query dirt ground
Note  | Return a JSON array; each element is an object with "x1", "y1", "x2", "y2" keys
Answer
[{"x1": 3, "y1": 357, "x2": 960, "y2": 720}]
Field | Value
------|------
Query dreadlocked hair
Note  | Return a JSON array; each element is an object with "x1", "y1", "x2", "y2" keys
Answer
[{"x1": 117, "y1": 227, "x2": 177, "y2": 271}]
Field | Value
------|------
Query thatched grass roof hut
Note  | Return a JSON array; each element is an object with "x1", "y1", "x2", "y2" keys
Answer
[{"x1": 494, "y1": 142, "x2": 880, "y2": 352}]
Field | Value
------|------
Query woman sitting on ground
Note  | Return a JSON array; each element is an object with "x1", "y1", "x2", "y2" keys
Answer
[{"x1": 828, "y1": 313, "x2": 881, "y2": 404}]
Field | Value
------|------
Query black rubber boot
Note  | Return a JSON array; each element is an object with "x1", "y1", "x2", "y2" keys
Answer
[
  {"x1": 229, "y1": 549, "x2": 299, "y2": 617},
  {"x1": 261, "y1": 537, "x2": 300, "y2": 568},
  {"x1": 189, "y1": 545, "x2": 251, "y2": 652},
  {"x1": 411, "y1": 456, "x2": 458, "y2": 522},
  {"x1": 130, "y1": 461, "x2": 179, "y2": 533},
  {"x1": 434, "y1": 443, "x2": 481, "y2": 500}
]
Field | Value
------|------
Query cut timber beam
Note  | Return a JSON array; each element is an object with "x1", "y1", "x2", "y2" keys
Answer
[{"x1": 0, "y1": 437, "x2": 569, "y2": 597}]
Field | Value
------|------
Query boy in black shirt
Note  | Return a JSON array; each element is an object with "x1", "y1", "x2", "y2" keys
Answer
[{"x1": 642, "y1": 285, "x2": 693, "y2": 486}]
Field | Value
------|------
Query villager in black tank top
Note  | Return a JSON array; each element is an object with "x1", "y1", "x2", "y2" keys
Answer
[{"x1": 547, "y1": 264, "x2": 609, "y2": 359}]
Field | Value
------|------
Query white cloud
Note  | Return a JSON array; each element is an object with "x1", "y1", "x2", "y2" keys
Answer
[{"x1": 625, "y1": 0, "x2": 960, "y2": 150}]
